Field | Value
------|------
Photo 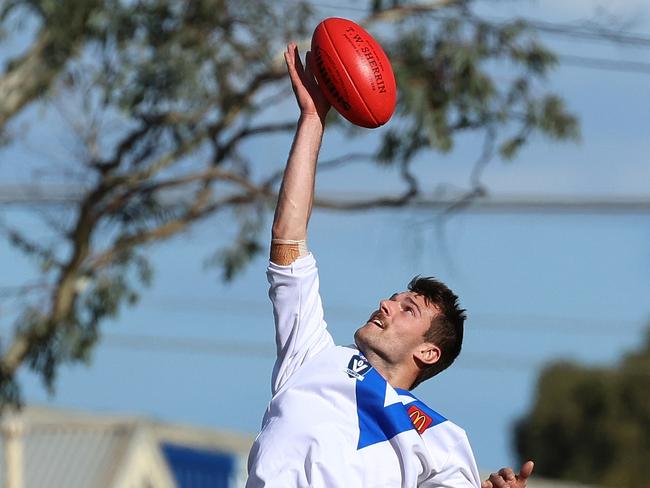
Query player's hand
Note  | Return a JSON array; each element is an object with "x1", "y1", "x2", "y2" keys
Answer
[
  {"x1": 284, "y1": 42, "x2": 330, "y2": 122},
  {"x1": 481, "y1": 461, "x2": 534, "y2": 488}
]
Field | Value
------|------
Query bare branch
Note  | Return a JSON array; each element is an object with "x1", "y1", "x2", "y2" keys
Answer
[
  {"x1": 363, "y1": 0, "x2": 463, "y2": 25},
  {"x1": 263, "y1": 152, "x2": 377, "y2": 190},
  {"x1": 214, "y1": 121, "x2": 296, "y2": 164},
  {"x1": 453, "y1": 124, "x2": 496, "y2": 211},
  {"x1": 90, "y1": 188, "x2": 272, "y2": 271},
  {"x1": 0, "y1": 222, "x2": 65, "y2": 270},
  {"x1": 98, "y1": 120, "x2": 297, "y2": 217},
  {"x1": 313, "y1": 191, "x2": 418, "y2": 211},
  {"x1": 208, "y1": 68, "x2": 287, "y2": 142}
]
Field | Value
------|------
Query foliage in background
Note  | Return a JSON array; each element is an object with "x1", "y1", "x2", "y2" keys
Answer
[
  {"x1": 515, "y1": 327, "x2": 650, "y2": 488},
  {"x1": 0, "y1": 0, "x2": 578, "y2": 406}
]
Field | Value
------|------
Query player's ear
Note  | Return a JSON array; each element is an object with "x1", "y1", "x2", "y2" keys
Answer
[{"x1": 415, "y1": 343, "x2": 440, "y2": 366}]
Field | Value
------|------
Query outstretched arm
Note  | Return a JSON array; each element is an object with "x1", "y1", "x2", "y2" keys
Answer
[
  {"x1": 271, "y1": 43, "x2": 330, "y2": 265},
  {"x1": 265, "y1": 44, "x2": 334, "y2": 393}
]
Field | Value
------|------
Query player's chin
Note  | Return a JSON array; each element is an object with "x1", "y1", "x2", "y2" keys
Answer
[
  {"x1": 353, "y1": 325, "x2": 369, "y2": 346},
  {"x1": 355, "y1": 322, "x2": 375, "y2": 336},
  {"x1": 354, "y1": 323, "x2": 377, "y2": 347}
]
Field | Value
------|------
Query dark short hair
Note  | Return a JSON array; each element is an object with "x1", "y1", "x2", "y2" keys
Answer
[{"x1": 408, "y1": 276, "x2": 466, "y2": 389}]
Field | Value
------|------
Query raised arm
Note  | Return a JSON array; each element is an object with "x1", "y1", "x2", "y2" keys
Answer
[
  {"x1": 270, "y1": 43, "x2": 330, "y2": 265},
  {"x1": 265, "y1": 44, "x2": 334, "y2": 393}
]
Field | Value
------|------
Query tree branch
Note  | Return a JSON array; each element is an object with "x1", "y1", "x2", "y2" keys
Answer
[
  {"x1": 90, "y1": 188, "x2": 272, "y2": 271},
  {"x1": 0, "y1": 2, "x2": 99, "y2": 133},
  {"x1": 364, "y1": 0, "x2": 463, "y2": 25},
  {"x1": 0, "y1": 177, "x2": 109, "y2": 376},
  {"x1": 208, "y1": 68, "x2": 286, "y2": 143},
  {"x1": 214, "y1": 121, "x2": 296, "y2": 164},
  {"x1": 262, "y1": 152, "x2": 377, "y2": 190}
]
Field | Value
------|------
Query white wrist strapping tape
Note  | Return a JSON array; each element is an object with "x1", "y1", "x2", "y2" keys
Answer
[{"x1": 271, "y1": 238, "x2": 309, "y2": 257}]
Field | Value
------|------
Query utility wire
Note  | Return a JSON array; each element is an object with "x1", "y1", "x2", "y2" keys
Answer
[
  {"x1": 310, "y1": 1, "x2": 650, "y2": 47},
  {"x1": 97, "y1": 333, "x2": 650, "y2": 375},
  {"x1": 558, "y1": 54, "x2": 650, "y2": 74},
  {"x1": 521, "y1": 18, "x2": 650, "y2": 47},
  {"x1": 110, "y1": 296, "x2": 646, "y2": 333},
  {"x1": 0, "y1": 186, "x2": 649, "y2": 213},
  {"x1": 0, "y1": 285, "x2": 645, "y2": 333}
]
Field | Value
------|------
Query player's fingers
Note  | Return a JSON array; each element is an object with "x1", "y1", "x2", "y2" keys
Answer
[
  {"x1": 285, "y1": 43, "x2": 296, "y2": 65},
  {"x1": 481, "y1": 481, "x2": 493, "y2": 488},
  {"x1": 497, "y1": 467, "x2": 515, "y2": 480},
  {"x1": 284, "y1": 43, "x2": 303, "y2": 74},
  {"x1": 488, "y1": 474, "x2": 508, "y2": 488},
  {"x1": 290, "y1": 44, "x2": 307, "y2": 79},
  {"x1": 284, "y1": 45, "x2": 305, "y2": 91},
  {"x1": 284, "y1": 44, "x2": 295, "y2": 72},
  {"x1": 519, "y1": 460, "x2": 534, "y2": 479}
]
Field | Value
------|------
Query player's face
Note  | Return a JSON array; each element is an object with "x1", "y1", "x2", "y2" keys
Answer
[{"x1": 354, "y1": 291, "x2": 438, "y2": 366}]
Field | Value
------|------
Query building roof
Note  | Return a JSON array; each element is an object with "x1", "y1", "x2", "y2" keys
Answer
[{"x1": 0, "y1": 405, "x2": 253, "y2": 488}]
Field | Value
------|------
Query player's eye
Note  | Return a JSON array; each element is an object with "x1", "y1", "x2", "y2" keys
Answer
[{"x1": 405, "y1": 307, "x2": 414, "y2": 316}]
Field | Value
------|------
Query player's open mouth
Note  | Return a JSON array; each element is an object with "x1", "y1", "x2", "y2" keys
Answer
[{"x1": 368, "y1": 312, "x2": 384, "y2": 329}]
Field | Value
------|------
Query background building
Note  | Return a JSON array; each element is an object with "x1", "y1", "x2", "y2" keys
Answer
[
  {"x1": 0, "y1": 406, "x2": 251, "y2": 488},
  {"x1": 0, "y1": 405, "x2": 604, "y2": 488}
]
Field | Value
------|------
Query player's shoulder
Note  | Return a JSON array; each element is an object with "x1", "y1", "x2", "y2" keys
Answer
[
  {"x1": 396, "y1": 389, "x2": 446, "y2": 418},
  {"x1": 397, "y1": 388, "x2": 468, "y2": 441}
]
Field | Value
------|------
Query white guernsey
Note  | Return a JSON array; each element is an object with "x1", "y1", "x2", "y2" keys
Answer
[
  {"x1": 246, "y1": 253, "x2": 481, "y2": 488},
  {"x1": 245, "y1": 42, "x2": 533, "y2": 488}
]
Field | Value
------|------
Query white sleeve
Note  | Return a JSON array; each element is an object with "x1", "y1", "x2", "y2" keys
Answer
[
  {"x1": 422, "y1": 429, "x2": 481, "y2": 488},
  {"x1": 267, "y1": 253, "x2": 334, "y2": 395}
]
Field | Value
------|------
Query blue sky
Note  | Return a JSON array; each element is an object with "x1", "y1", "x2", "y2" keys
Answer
[{"x1": 1, "y1": 0, "x2": 650, "y2": 472}]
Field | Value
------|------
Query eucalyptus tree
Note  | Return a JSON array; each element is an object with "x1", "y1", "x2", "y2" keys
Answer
[{"x1": 0, "y1": 0, "x2": 577, "y2": 405}]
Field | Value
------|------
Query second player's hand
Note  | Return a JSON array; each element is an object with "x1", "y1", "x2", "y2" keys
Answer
[
  {"x1": 481, "y1": 461, "x2": 534, "y2": 488},
  {"x1": 284, "y1": 42, "x2": 330, "y2": 122}
]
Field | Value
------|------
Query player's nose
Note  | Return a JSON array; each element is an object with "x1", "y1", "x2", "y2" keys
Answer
[{"x1": 379, "y1": 299, "x2": 392, "y2": 315}]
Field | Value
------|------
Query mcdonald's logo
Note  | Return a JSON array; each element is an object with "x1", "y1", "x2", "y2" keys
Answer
[{"x1": 408, "y1": 405, "x2": 433, "y2": 434}]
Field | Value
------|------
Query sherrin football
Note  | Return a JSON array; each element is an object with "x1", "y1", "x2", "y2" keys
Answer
[{"x1": 310, "y1": 17, "x2": 397, "y2": 128}]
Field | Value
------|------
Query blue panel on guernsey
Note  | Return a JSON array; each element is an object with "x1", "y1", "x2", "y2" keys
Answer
[{"x1": 356, "y1": 369, "x2": 447, "y2": 449}]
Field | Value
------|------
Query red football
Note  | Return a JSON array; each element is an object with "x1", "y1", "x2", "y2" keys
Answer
[{"x1": 310, "y1": 17, "x2": 397, "y2": 128}]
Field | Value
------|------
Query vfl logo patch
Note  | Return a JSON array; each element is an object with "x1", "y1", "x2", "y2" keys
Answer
[
  {"x1": 346, "y1": 355, "x2": 372, "y2": 380},
  {"x1": 408, "y1": 405, "x2": 433, "y2": 434}
]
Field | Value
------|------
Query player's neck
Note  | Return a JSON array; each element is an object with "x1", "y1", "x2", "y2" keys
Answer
[{"x1": 361, "y1": 348, "x2": 416, "y2": 391}]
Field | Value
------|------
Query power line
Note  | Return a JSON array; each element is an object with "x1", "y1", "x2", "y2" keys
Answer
[
  {"x1": 310, "y1": 2, "x2": 650, "y2": 48},
  {"x1": 97, "y1": 332, "x2": 549, "y2": 372},
  {"x1": 522, "y1": 18, "x2": 650, "y2": 47},
  {"x1": 559, "y1": 54, "x2": 650, "y2": 74},
  {"x1": 310, "y1": 2, "x2": 650, "y2": 76},
  {"x1": 125, "y1": 296, "x2": 646, "y2": 333},
  {"x1": 2, "y1": 289, "x2": 644, "y2": 336},
  {"x1": 321, "y1": 194, "x2": 650, "y2": 214},
  {"x1": 0, "y1": 323, "x2": 645, "y2": 372},
  {"x1": 1, "y1": 186, "x2": 648, "y2": 213},
  {"x1": 103, "y1": 334, "x2": 273, "y2": 358},
  {"x1": 96, "y1": 333, "x2": 650, "y2": 375}
]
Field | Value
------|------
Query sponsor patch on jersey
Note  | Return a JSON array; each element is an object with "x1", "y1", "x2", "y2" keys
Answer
[
  {"x1": 346, "y1": 355, "x2": 372, "y2": 380},
  {"x1": 408, "y1": 405, "x2": 433, "y2": 434}
]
